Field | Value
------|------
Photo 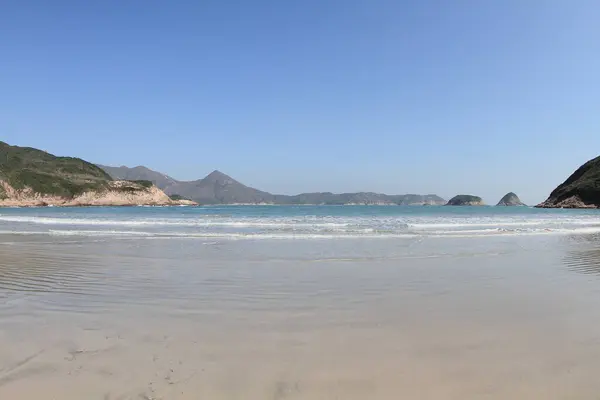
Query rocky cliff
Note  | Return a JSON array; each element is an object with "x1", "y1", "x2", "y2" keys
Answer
[
  {"x1": 446, "y1": 195, "x2": 485, "y2": 206},
  {"x1": 496, "y1": 192, "x2": 526, "y2": 206},
  {"x1": 537, "y1": 155, "x2": 600, "y2": 208}
]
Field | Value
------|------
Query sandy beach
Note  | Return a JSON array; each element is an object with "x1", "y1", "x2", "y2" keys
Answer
[{"x1": 2, "y1": 223, "x2": 600, "y2": 399}]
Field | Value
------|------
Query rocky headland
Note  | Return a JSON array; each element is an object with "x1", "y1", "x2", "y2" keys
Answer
[
  {"x1": 0, "y1": 141, "x2": 196, "y2": 207},
  {"x1": 537, "y1": 155, "x2": 600, "y2": 208}
]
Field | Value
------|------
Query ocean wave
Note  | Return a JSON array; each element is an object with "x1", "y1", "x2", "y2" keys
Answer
[
  {"x1": 4, "y1": 215, "x2": 600, "y2": 228},
  {"x1": 0, "y1": 225, "x2": 593, "y2": 240},
  {"x1": 2, "y1": 212, "x2": 600, "y2": 240},
  {"x1": 0, "y1": 215, "x2": 350, "y2": 228}
]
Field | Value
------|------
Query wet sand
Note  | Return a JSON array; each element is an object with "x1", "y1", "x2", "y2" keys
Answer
[{"x1": 2, "y1": 234, "x2": 600, "y2": 399}]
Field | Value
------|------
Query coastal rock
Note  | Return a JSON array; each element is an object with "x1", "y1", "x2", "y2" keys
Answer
[
  {"x1": 537, "y1": 195, "x2": 597, "y2": 209},
  {"x1": 496, "y1": 192, "x2": 526, "y2": 206},
  {"x1": 174, "y1": 199, "x2": 199, "y2": 206},
  {"x1": 0, "y1": 180, "x2": 197, "y2": 207},
  {"x1": 67, "y1": 181, "x2": 179, "y2": 206},
  {"x1": 168, "y1": 194, "x2": 199, "y2": 206},
  {"x1": 446, "y1": 195, "x2": 485, "y2": 206},
  {"x1": 536, "y1": 155, "x2": 600, "y2": 208}
]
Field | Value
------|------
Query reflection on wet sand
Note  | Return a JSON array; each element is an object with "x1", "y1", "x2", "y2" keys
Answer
[
  {"x1": 562, "y1": 234, "x2": 600, "y2": 276},
  {"x1": 3, "y1": 235, "x2": 600, "y2": 398}
]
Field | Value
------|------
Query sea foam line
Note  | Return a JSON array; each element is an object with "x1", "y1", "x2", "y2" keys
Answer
[
  {"x1": 3, "y1": 215, "x2": 600, "y2": 229},
  {"x1": 26, "y1": 226, "x2": 600, "y2": 239},
  {"x1": 0, "y1": 215, "x2": 350, "y2": 228}
]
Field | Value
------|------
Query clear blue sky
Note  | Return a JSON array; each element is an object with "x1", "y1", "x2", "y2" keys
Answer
[{"x1": 3, "y1": 0, "x2": 600, "y2": 204}]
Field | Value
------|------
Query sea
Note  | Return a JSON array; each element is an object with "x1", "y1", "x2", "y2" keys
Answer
[
  {"x1": 2, "y1": 205, "x2": 600, "y2": 399},
  {"x1": 1, "y1": 205, "x2": 600, "y2": 239}
]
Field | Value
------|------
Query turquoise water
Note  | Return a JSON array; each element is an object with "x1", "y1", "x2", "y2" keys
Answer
[{"x1": 0, "y1": 205, "x2": 599, "y2": 239}]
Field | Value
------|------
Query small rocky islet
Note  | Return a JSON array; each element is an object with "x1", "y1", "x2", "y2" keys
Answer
[
  {"x1": 496, "y1": 192, "x2": 526, "y2": 206},
  {"x1": 445, "y1": 193, "x2": 528, "y2": 207},
  {"x1": 445, "y1": 195, "x2": 485, "y2": 206}
]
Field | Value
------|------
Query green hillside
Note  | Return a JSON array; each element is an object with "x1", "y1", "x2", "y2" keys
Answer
[{"x1": 0, "y1": 141, "x2": 112, "y2": 198}]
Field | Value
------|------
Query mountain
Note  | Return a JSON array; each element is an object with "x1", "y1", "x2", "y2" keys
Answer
[
  {"x1": 537, "y1": 155, "x2": 600, "y2": 208},
  {"x1": 97, "y1": 164, "x2": 178, "y2": 189},
  {"x1": 274, "y1": 192, "x2": 445, "y2": 205},
  {"x1": 496, "y1": 192, "x2": 526, "y2": 206},
  {"x1": 98, "y1": 164, "x2": 446, "y2": 205},
  {"x1": 390, "y1": 194, "x2": 446, "y2": 205},
  {"x1": 167, "y1": 170, "x2": 275, "y2": 204},
  {"x1": 98, "y1": 165, "x2": 275, "y2": 204},
  {"x1": 0, "y1": 141, "x2": 192, "y2": 207},
  {"x1": 446, "y1": 195, "x2": 485, "y2": 206}
]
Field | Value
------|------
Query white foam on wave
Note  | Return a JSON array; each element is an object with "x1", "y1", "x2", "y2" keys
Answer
[
  {"x1": 0, "y1": 230, "x2": 50, "y2": 236},
  {"x1": 33, "y1": 225, "x2": 600, "y2": 240},
  {"x1": 409, "y1": 218, "x2": 600, "y2": 229},
  {"x1": 0, "y1": 215, "x2": 350, "y2": 228},
  {"x1": 429, "y1": 226, "x2": 600, "y2": 238},
  {"x1": 48, "y1": 230, "x2": 155, "y2": 237},
  {"x1": 2, "y1": 212, "x2": 600, "y2": 240},
  {"x1": 42, "y1": 229, "x2": 419, "y2": 240}
]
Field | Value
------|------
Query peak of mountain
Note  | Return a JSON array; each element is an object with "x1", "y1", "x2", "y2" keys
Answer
[
  {"x1": 98, "y1": 164, "x2": 447, "y2": 205},
  {"x1": 202, "y1": 170, "x2": 236, "y2": 183},
  {"x1": 206, "y1": 169, "x2": 226, "y2": 177}
]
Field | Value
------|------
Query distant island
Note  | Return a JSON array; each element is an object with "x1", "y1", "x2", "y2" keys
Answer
[
  {"x1": 496, "y1": 192, "x2": 526, "y2": 206},
  {"x1": 98, "y1": 165, "x2": 447, "y2": 206},
  {"x1": 0, "y1": 141, "x2": 196, "y2": 207},
  {"x1": 537, "y1": 155, "x2": 600, "y2": 208},
  {"x1": 446, "y1": 195, "x2": 485, "y2": 206}
]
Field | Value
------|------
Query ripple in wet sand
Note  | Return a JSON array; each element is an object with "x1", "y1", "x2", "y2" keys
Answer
[{"x1": 3, "y1": 235, "x2": 600, "y2": 398}]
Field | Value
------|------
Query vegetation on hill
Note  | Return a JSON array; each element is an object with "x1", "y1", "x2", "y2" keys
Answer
[
  {"x1": 0, "y1": 141, "x2": 112, "y2": 198},
  {"x1": 131, "y1": 180, "x2": 153, "y2": 188},
  {"x1": 169, "y1": 194, "x2": 190, "y2": 201}
]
